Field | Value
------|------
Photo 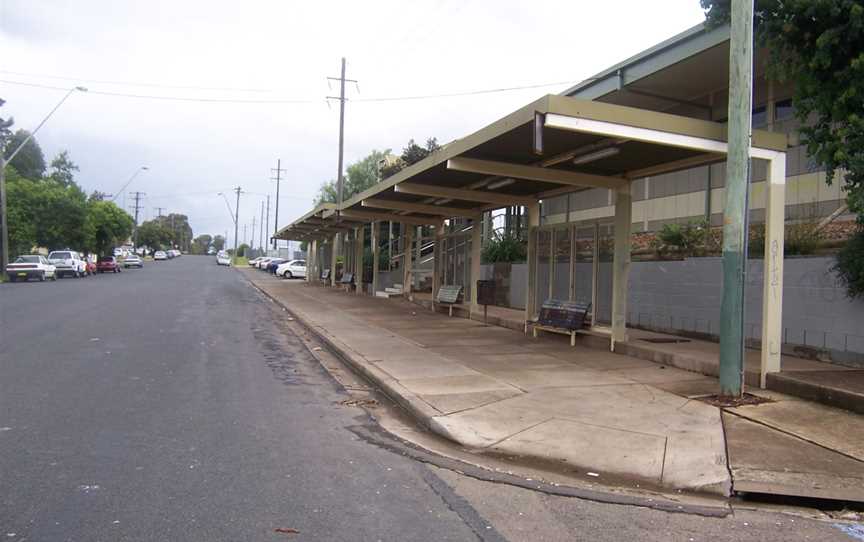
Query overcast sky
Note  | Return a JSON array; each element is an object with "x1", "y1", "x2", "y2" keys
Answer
[{"x1": 1, "y1": 0, "x2": 705, "y2": 248}]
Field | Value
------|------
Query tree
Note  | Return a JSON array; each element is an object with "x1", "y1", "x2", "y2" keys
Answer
[
  {"x1": 5, "y1": 167, "x2": 89, "y2": 254},
  {"x1": 4, "y1": 129, "x2": 46, "y2": 179},
  {"x1": 192, "y1": 234, "x2": 213, "y2": 254},
  {"x1": 380, "y1": 137, "x2": 440, "y2": 179},
  {"x1": 314, "y1": 149, "x2": 390, "y2": 205},
  {"x1": 237, "y1": 243, "x2": 250, "y2": 257},
  {"x1": 212, "y1": 235, "x2": 226, "y2": 251},
  {"x1": 48, "y1": 151, "x2": 79, "y2": 187},
  {"x1": 4, "y1": 169, "x2": 38, "y2": 257},
  {"x1": 153, "y1": 213, "x2": 193, "y2": 252},
  {"x1": 82, "y1": 200, "x2": 134, "y2": 255},
  {"x1": 136, "y1": 220, "x2": 172, "y2": 252}
]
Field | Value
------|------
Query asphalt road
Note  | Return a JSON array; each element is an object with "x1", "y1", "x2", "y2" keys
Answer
[
  {"x1": 0, "y1": 257, "x2": 489, "y2": 541},
  {"x1": 1, "y1": 257, "x2": 858, "y2": 542}
]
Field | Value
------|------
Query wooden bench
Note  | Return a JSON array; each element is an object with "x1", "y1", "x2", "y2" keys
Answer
[
  {"x1": 532, "y1": 299, "x2": 591, "y2": 346},
  {"x1": 435, "y1": 285, "x2": 463, "y2": 317},
  {"x1": 339, "y1": 272, "x2": 354, "y2": 292}
]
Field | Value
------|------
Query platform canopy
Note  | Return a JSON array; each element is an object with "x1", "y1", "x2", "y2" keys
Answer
[{"x1": 275, "y1": 94, "x2": 786, "y2": 240}]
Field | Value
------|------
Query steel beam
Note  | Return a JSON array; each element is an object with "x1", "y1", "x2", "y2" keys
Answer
[{"x1": 446, "y1": 157, "x2": 627, "y2": 191}]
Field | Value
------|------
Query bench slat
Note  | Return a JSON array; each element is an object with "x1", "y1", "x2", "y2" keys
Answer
[{"x1": 436, "y1": 285, "x2": 462, "y2": 304}]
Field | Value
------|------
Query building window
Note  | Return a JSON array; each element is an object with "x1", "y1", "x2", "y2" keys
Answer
[
  {"x1": 752, "y1": 106, "x2": 767, "y2": 128},
  {"x1": 775, "y1": 99, "x2": 794, "y2": 121}
]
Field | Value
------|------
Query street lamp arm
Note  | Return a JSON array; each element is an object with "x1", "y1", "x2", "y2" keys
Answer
[
  {"x1": 218, "y1": 192, "x2": 237, "y2": 225},
  {"x1": 110, "y1": 166, "x2": 148, "y2": 203},
  {"x1": 5, "y1": 87, "x2": 86, "y2": 165}
]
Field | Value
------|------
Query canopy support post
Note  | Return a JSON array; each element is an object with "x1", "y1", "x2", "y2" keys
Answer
[{"x1": 611, "y1": 184, "x2": 632, "y2": 350}]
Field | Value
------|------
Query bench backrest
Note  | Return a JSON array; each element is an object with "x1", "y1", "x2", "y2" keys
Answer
[
  {"x1": 321, "y1": 269, "x2": 331, "y2": 280},
  {"x1": 436, "y1": 285, "x2": 462, "y2": 304},
  {"x1": 340, "y1": 272, "x2": 354, "y2": 284},
  {"x1": 538, "y1": 299, "x2": 591, "y2": 330}
]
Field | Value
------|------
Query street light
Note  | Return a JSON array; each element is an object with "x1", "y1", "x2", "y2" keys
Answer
[{"x1": 1, "y1": 86, "x2": 88, "y2": 278}]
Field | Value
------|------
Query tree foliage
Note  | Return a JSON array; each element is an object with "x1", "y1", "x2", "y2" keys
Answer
[
  {"x1": 153, "y1": 213, "x2": 193, "y2": 252},
  {"x1": 4, "y1": 129, "x2": 46, "y2": 179},
  {"x1": 380, "y1": 138, "x2": 441, "y2": 179},
  {"x1": 834, "y1": 228, "x2": 864, "y2": 298},
  {"x1": 191, "y1": 234, "x2": 213, "y2": 254},
  {"x1": 48, "y1": 151, "x2": 79, "y2": 187},
  {"x1": 212, "y1": 235, "x2": 226, "y2": 251},
  {"x1": 83, "y1": 200, "x2": 134, "y2": 255},
  {"x1": 315, "y1": 149, "x2": 390, "y2": 205},
  {"x1": 136, "y1": 220, "x2": 173, "y2": 252}
]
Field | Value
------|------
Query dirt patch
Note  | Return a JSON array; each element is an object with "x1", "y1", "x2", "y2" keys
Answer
[
  {"x1": 339, "y1": 398, "x2": 380, "y2": 408},
  {"x1": 699, "y1": 393, "x2": 774, "y2": 408}
]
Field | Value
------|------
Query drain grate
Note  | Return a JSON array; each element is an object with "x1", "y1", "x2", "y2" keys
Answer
[{"x1": 641, "y1": 337, "x2": 691, "y2": 344}]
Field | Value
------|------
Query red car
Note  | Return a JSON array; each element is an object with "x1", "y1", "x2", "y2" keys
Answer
[{"x1": 96, "y1": 255, "x2": 121, "y2": 273}]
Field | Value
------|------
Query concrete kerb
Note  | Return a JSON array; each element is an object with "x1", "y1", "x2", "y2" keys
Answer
[
  {"x1": 243, "y1": 277, "x2": 442, "y2": 429},
  {"x1": 240, "y1": 274, "x2": 734, "y2": 516}
]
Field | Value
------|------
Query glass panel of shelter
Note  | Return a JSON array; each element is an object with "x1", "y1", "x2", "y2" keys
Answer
[{"x1": 532, "y1": 221, "x2": 613, "y2": 329}]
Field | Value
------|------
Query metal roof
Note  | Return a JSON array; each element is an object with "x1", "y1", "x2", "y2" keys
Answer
[{"x1": 276, "y1": 93, "x2": 786, "y2": 240}]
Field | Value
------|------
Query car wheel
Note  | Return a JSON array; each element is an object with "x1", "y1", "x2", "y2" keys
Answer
[
  {"x1": 39, "y1": 272, "x2": 45, "y2": 282},
  {"x1": 285, "y1": 271, "x2": 293, "y2": 279},
  {"x1": 8, "y1": 275, "x2": 15, "y2": 283}
]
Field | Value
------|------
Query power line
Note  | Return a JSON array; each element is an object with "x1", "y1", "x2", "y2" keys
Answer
[
  {"x1": 0, "y1": 78, "x2": 579, "y2": 105},
  {"x1": 0, "y1": 70, "x2": 275, "y2": 93}
]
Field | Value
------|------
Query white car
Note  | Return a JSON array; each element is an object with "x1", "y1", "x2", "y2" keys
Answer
[
  {"x1": 276, "y1": 259, "x2": 306, "y2": 279},
  {"x1": 123, "y1": 254, "x2": 143, "y2": 268},
  {"x1": 153, "y1": 251, "x2": 167, "y2": 261},
  {"x1": 216, "y1": 252, "x2": 231, "y2": 266},
  {"x1": 6, "y1": 255, "x2": 57, "y2": 282},
  {"x1": 257, "y1": 257, "x2": 273, "y2": 270},
  {"x1": 47, "y1": 250, "x2": 88, "y2": 278}
]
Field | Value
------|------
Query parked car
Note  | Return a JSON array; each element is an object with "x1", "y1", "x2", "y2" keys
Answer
[
  {"x1": 216, "y1": 252, "x2": 231, "y2": 266},
  {"x1": 6, "y1": 255, "x2": 57, "y2": 282},
  {"x1": 248, "y1": 257, "x2": 262, "y2": 267},
  {"x1": 97, "y1": 255, "x2": 121, "y2": 273},
  {"x1": 47, "y1": 250, "x2": 88, "y2": 278},
  {"x1": 257, "y1": 257, "x2": 273, "y2": 270},
  {"x1": 153, "y1": 251, "x2": 167, "y2": 261},
  {"x1": 123, "y1": 254, "x2": 143, "y2": 268},
  {"x1": 265, "y1": 258, "x2": 287, "y2": 274},
  {"x1": 84, "y1": 256, "x2": 97, "y2": 275},
  {"x1": 276, "y1": 260, "x2": 306, "y2": 279}
]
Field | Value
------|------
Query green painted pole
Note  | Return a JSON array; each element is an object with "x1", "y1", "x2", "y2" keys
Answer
[{"x1": 719, "y1": 0, "x2": 754, "y2": 397}]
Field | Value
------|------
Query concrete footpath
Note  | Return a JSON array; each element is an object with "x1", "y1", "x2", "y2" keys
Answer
[{"x1": 240, "y1": 269, "x2": 864, "y2": 501}]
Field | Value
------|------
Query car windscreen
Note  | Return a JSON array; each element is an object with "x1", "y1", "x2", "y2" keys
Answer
[
  {"x1": 15, "y1": 256, "x2": 40, "y2": 263},
  {"x1": 49, "y1": 252, "x2": 72, "y2": 260},
  {"x1": 99, "y1": 256, "x2": 114, "y2": 262}
]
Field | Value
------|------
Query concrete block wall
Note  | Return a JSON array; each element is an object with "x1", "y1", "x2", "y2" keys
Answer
[{"x1": 482, "y1": 256, "x2": 864, "y2": 359}]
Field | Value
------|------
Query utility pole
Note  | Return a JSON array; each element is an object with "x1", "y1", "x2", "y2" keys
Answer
[
  {"x1": 271, "y1": 160, "x2": 286, "y2": 250},
  {"x1": 719, "y1": 0, "x2": 754, "y2": 398},
  {"x1": 327, "y1": 57, "x2": 356, "y2": 207},
  {"x1": 259, "y1": 200, "x2": 265, "y2": 252},
  {"x1": 251, "y1": 214, "x2": 257, "y2": 253},
  {"x1": 154, "y1": 206, "x2": 165, "y2": 218},
  {"x1": 233, "y1": 186, "x2": 241, "y2": 260},
  {"x1": 130, "y1": 191, "x2": 145, "y2": 246},
  {"x1": 265, "y1": 195, "x2": 270, "y2": 253}
]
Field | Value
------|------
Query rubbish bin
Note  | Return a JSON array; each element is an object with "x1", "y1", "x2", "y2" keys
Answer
[{"x1": 476, "y1": 280, "x2": 496, "y2": 324}]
